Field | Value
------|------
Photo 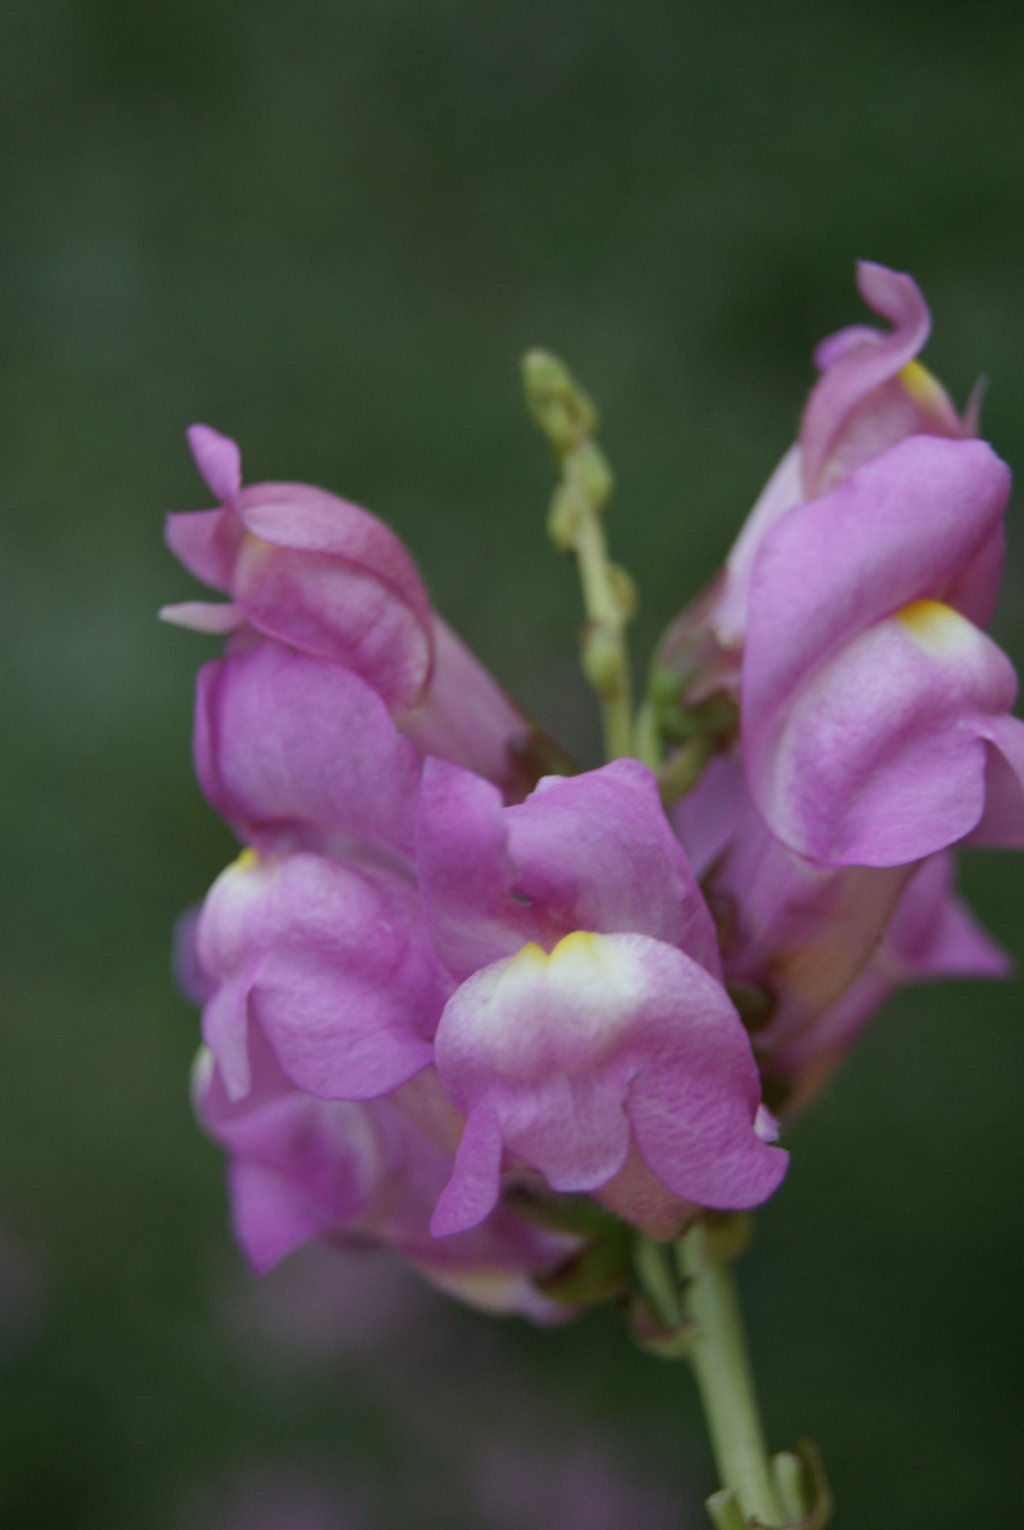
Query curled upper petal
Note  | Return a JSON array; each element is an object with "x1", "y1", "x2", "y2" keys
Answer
[
  {"x1": 431, "y1": 932, "x2": 786, "y2": 1237},
  {"x1": 801, "y1": 261, "x2": 965, "y2": 496},
  {"x1": 166, "y1": 427, "x2": 436, "y2": 710}
]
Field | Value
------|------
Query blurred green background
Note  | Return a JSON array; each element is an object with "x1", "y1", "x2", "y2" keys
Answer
[{"x1": 3, "y1": 1, "x2": 1024, "y2": 1525}]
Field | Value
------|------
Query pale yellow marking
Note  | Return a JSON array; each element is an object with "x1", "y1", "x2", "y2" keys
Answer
[
  {"x1": 550, "y1": 930, "x2": 603, "y2": 961},
  {"x1": 233, "y1": 847, "x2": 260, "y2": 873},
  {"x1": 507, "y1": 940, "x2": 549, "y2": 971},
  {"x1": 898, "y1": 360, "x2": 947, "y2": 411},
  {"x1": 506, "y1": 930, "x2": 606, "y2": 973},
  {"x1": 898, "y1": 599, "x2": 979, "y2": 658}
]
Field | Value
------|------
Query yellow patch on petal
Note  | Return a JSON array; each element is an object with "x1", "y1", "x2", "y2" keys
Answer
[
  {"x1": 233, "y1": 847, "x2": 260, "y2": 874},
  {"x1": 898, "y1": 359, "x2": 948, "y2": 412},
  {"x1": 898, "y1": 599, "x2": 980, "y2": 658},
  {"x1": 550, "y1": 930, "x2": 604, "y2": 962},
  {"x1": 507, "y1": 940, "x2": 550, "y2": 971},
  {"x1": 506, "y1": 931, "x2": 608, "y2": 973}
]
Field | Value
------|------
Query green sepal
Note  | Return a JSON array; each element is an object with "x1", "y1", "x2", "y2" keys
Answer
[
  {"x1": 504, "y1": 1187, "x2": 625, "y2": 1237},
  {"x1": 534, "y1": 1230, "x2": 634, "y2": 1306}
]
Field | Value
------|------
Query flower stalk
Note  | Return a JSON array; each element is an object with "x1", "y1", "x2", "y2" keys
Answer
[
  {"x1": 522, "y1": 349, "x2": 636, "y2": 760},
  {"x1": 678, "y1": 1217, "x2": 785, "y2": 1527}
]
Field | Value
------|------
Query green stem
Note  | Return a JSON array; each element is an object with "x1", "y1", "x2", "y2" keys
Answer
[
  {"x1": 522, "y1": 350, "x2": 635, "y2": 762},
  {"x1": 573, "y1": 507, "x2": 634, "y2": 759},
  {"x1": 678, "y1": 1219, "x2": 785, "y2": 1528}
]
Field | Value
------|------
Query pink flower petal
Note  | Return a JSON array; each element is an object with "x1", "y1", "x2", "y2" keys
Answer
[
  {"x1": 187, "y1": 423, "x2": 243, "y2": 503},
  {"x1": 194, "y1": 644, "x2": 420, "y2": 855}
]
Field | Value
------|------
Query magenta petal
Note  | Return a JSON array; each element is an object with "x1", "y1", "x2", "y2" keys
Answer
[
  {"x1": 671, "y1": 754, "x2": 746, "y2": 878},
  {"x1": 234, "y1": 482, "x2": 434, "y2": 708},
  {"x1": 415, "y1": 761, "x2": 520, "y2": 977},
  {"x1": 398, "y1": 618, "x2": 528, "y2": 788},
  {"x1": 228, "y1": 1160, "x2": 334, "y2": 1272},
  {"x1": 202, "y1": 971, "x2": 255, "y2": 1100},
  {"x1": 880, "y1": 854, "x2": 1011, "y2": 979},
  {"x1": 434, "y1": 933, "x2": 784, "y2": 1233},
  {"x1": 197, "y1": 1034, "x2": 396, "y2": 1270},
  {"x1": 506, "y1": 760, "x2": 721, "y2": 974},
  {"x1": 800, "y1": 261, "x2": 961, "y2": 495},
  {"x1": 745, "y1": 437, "x2": 1010, "y2": 725},
  {"x1": 813, "y1": 322, "x2": 883, "y2": 370},
  {"x1": 628, "y1": 1068, "x2": 787, "y2": 1211},
  {"x1": 495, "y1": 1072, "x2": 632, "y2": 1192},
  {"x1": 187, "y1": 423, "x2": 242, "y2": 503},
  {"x1": 768, "y1": 853, "x2": 1010, "y2": 1091},
  {"x1": 250, "y1": 952, "x2": 435, "y2": 1100},
  {"x1": 969, "y1": 715, "x2": 1024, "y2": 850},
  {"x1": 197, "y1": 851, "x2": 445, "y2": 1102},
  {"x1": 194, "y1": 644, "x2": 420, "y2": 854},
  {"x1": 429, "y1": 1105, "x2": 504, "y2": 1236},
  {"x1": 417, "y1": 758, "x2": 720, "y2": 979},
  {"x1": 229, "y1": 494, "x2": 434, "y2": 709},
  {"x1": 165, "y1": 508, "x2": 241, "y2": 590},
  {"x1": 749, "y1": 604, "x2": 1018, "y2": 865},
  {"x1": 712, "y1": 446, "x2": 804, "y2": 647}
]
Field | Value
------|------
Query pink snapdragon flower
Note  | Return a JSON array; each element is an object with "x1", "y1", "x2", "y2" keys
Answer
[
  {"x1": 740, "y1": 437, "x2": 1023, "y2": 865},
  {"x1": 162, "y1": 426, "x2": 543, "y2": 794},
  {"x1": 167, "y1": 411, "x2": 792, "y2": 1319},
  {"x1": 659, "y1": 264, "x2": 1024, "y2": 867},
  {"x1": 417, "y1": 759, "x2": 786, "y2": 1239},
  {"x1": 190, "y1": 674, "x2": 787, "y2": 1267},
  {"x1": 710, "y1": 260, "x2": 980, "y2": 650}
]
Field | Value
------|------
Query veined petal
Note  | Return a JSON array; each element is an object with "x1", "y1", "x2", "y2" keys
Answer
[{"x1": 628, "y1": 1066, "x2": 786, "y2": 1211}]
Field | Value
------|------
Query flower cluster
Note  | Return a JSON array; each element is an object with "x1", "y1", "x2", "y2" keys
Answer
[
  {"x1": 166, "y1": 262, "x2": 1021, "y2": 1319},
  {"x1": 661, "y1": 261, "x2": 1019, "y2": 1111}
]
